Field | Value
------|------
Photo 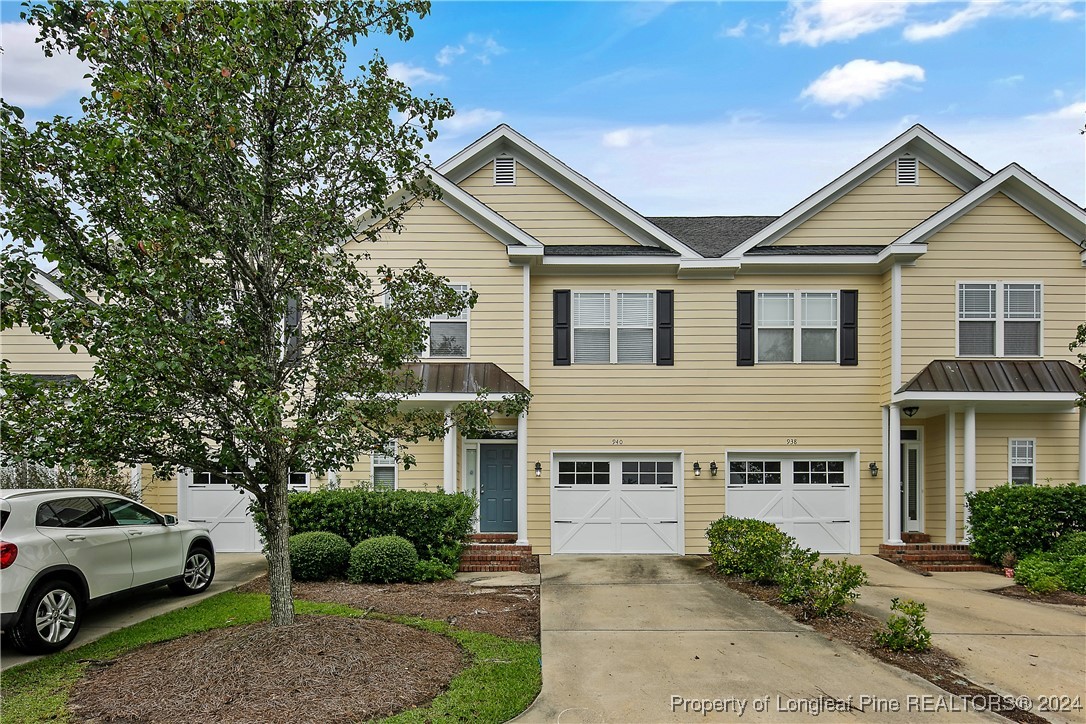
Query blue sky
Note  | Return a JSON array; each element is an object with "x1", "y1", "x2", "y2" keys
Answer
[{"x1": 5, "y1": 1, "x2": 1084, "y2": 214}]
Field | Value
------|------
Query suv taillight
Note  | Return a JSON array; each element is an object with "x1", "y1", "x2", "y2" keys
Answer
[{"x1": 0, "y1": 542, "x2": 17, "y2": 569}]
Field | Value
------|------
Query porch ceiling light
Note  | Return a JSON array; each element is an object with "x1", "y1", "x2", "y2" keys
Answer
[
  {"x1": 709, "y1": 461, "x2": 719, "y2": 477},
  {"x1": 534, "y1": 461, "x2": 542, "y2": 477},
  {"x1": 869, "y1": 462, "x2": 879, "y2": 478},
  {"x1": 693, "y1": 461, "x2": 702, "y2": 477},
  {"x1": 903, "y1": 406, "x2": 919, "y2": 418}
]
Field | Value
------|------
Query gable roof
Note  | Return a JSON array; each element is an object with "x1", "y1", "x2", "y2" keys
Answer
[
  {"x1": 437, "y1": 125, "x2": 702, "y2": 258},
  {"x1": 647, "y1": 216, "x2": 777, "y2": 258},
  {"x1": 728, "y1": 124, "x2": 992, "y2": 259},
  {"x1": 894, "y1": 163, "x2": 1086, "y2": 249}
]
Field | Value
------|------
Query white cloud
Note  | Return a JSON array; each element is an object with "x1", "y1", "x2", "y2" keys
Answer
[
  {"x1": 439, "y1": 107, "x2": 503, "y2": 136},
  {"x1": 801, "y1": 59, "x2": 925, "y2": 112},
  {"x1": 0, "y1": 21, "x2": 91, "y2": 108},
  {"x1": 992, "y1": 74, "x2": 1025, "y2": 87},
  {"x1": 435, "y1": 44, "x2": 466, "y2": 67},
  {"x1": 903, "y1": 1, "x2": 994, "y2": 41},
  {"x1": 780, "y1": 1, "x2": 914, "y2": 46},
  {"x1": 602, "y1": 127, "x2": 654, "y2": 148},
  {"x1": 387, "y1": 62, "x2": 445, "y2": 85},
  {"x1": 1026, "y1": 101, "x2": 1086, "y2": 121},
  {"x1": 718, "y1": 19, "x2": 748, "y2": 39}
]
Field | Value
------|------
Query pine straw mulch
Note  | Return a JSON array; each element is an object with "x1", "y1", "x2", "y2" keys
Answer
[
  {"x1": 240, "y1": 575, "x2": 540, "y2": 642},
  {"x1": 703, "y1": 566, "x2": 1047, "y2": 724},
  {"x1": 990, "y1": 584, "x2": 1086, "y2": 607},
  {"x1": 67, "y1": 615, "x2": 464, "y2": 724}
]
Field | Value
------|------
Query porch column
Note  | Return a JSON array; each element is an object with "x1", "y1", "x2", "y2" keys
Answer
[
  {"x1": 129, "y1": 464, "x2": 142, "y2": 500},
  {"x1": 516, "y1": 412, "x2": 529, "y2": 546},
  {"x1": 887, "y1": 404, "x2": 903, "y2": 544},
  {"x1": 443, "y1": 413, "x2": 457, "y2": 494},
  {"x1": 962, "y1": 406, "x2": 976, "y2": 543},
  {"x1": 945, "y1": 411, "x2": 956, "y2": 543},
  {"x1": 1079, "y1": 407, "x2": 1086, "y2": 486}
]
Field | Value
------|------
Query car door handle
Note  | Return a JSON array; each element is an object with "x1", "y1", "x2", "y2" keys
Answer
[
  {"x1": 65, "y1": 534, "x2": 86, "y2": 542},
  {"x1": 127, "y1": 530, "x2": 143, "y2": 536}
]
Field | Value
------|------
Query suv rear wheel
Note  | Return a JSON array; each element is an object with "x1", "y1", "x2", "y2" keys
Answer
[
  {"x1": 168, "y1": 546, "x2": 214, "y2": 595},
  {"x1": 9, "y1": 579, "x2": 83, "y2": 654}
]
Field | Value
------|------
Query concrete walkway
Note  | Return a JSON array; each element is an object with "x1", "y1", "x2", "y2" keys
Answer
[
  {"x1": 518, "y1": 556, "x2": 992, "y2": 723},
  {"x1": 853, "y1": 555, "x2": 1086, "y2": 718},
  {"x1": 1, "y1": 552, "x2": 266, "y2": 671}
]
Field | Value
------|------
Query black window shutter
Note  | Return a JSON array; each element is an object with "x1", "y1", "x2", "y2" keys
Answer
[
  {"x1": 840, "y1": 290, "x2": 858, "y2": 366},
  {"x1": 553, "y1": 290, "x2": 571, "y2": 366},
  {"x1": 656, "y1": 290, "x2": 674, "y2": 366},
  {"x1": 737, "y1": 290, "x2": 754, "y2": 367}
]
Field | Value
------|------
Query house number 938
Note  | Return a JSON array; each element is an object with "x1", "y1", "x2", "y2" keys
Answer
[{"x1": 786, "y1": 438, "x2": 798, "y2": 445}]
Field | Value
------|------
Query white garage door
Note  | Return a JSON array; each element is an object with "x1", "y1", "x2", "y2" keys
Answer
[
  {"x1": 725, "y1": 454, "x2": 857, "y2": 554},
  {"x1": 182, "y1": 472, "x2": 261, "y2": 553},
  {"x1": 551, "y1": 454, "x2": 682, "y2": 554}
]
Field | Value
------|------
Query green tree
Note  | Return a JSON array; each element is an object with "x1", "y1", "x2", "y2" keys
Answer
[
  {"x1": 1072, "y1": 322, "x2": 1086, "y2": 407},
  {"x1": 1, "y1": 0, "x2": 527, "y2": 626}
]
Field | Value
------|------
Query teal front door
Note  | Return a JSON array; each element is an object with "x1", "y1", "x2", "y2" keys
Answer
[{"x1": 479, "y1": 444, "x2": 517, "y2": 533}]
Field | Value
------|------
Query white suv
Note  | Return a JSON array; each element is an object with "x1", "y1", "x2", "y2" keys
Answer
[{"x1": 1, "y1": 489, "x2": 215, "y2": 654}]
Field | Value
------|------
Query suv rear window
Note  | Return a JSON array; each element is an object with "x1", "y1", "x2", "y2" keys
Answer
[{"x1": 36, "y1": 497, "x2": 112, "y2": 528}]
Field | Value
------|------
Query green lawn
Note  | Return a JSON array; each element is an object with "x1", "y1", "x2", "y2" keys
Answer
[{"x1": 1, "y1": 592, "x2": 541, "y2": 724}]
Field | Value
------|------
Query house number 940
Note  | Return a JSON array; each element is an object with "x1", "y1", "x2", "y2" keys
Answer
[{"x1": 612, "y1": 439, "x2": 624, "y2": 445}]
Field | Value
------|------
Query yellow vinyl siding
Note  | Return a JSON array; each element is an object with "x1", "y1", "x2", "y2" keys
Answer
[
  {"x1": 527, "y1": 273, "x2": 886, "y2": 554},
  {"x1": 900, "y1": 193, "x2": 1085, "y2": 382},
  {"x1": 335, "y1": 437, "x2": 446, "y2": 492},
  {"x1": 775, "y1": 161, "x2": 963, "y2": 247},
  {"x1": 975, "y1": 412, "x2": 1080, "y2": 488},
  {"x1": 348, "y1": 199, "x2": 526, "y2": 382},
  {"x1": 141, "y1": 466, "x2": 177, "y2": 515},
  {"x1": 919, "y1": 417, "x2": 947, "y2": 543},
  {"x1": 459, "y1": 161, "x2": 643, "y2": 247},
  {"x1": 0, "y1": 325, "x2": 95, "y2": 377}
]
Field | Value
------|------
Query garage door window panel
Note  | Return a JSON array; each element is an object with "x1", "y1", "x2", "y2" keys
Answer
[
  {"x1": 728, "y1": 460, "x2": 782, "y2": 486},
  {"x1": 793, "y1": 460, "x2": 845, "y2": 486},
  {"x1": 622, "y1": 460, "x2": 674, "y2": 485},
  {"x1": 557, "y1": 460, "x2": 610, "y2": 486}
]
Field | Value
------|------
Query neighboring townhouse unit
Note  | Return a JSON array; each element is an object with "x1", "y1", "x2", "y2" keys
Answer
[{"x1": 4, "y1": 124, "x2": 1084, "y2": 556}]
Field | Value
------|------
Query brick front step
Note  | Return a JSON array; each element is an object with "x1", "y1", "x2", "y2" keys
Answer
[
  {"x1": 878, "y1": 542, "x2": 996, "y2": 573},
  {"x1": 458, "y1": 541, "x2": 534, "y2": 573},
  {"x1": 468, "y1": 533, "x2": 518, "y2": 544},
  {"x1": 920, "y1": 563, "x2": 1002, "y2": 573},
  {"x1": 901, "y1": 532, "x2": 932, "y2": 544}
]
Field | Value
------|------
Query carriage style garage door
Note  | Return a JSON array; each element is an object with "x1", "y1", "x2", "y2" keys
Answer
[
  {"x1": 551, "y1": 453, "x2": 682, "y2": 554},
  {"x1": 181, "y1": 472, "x2": 261, "y2": 553},
  {"x1": 725, "y1": 454, "x2": 857, "y2": 554}
]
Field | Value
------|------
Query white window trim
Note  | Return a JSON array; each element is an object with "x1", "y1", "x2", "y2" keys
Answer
[
  {"x1": 754, "y1": 290, "x2": 840, "y2": 364},
  {"x1": 571, "y1": 289, "x2": 656, "y2": 365},
  {"x1": 424, "y1": 282, "x2": 471, "y2": 359},
  {"x1": 288, "y1": 471, "x2": 311, "y2": 492},
  {"x1": 371, "y1": 444, "x2": 398, "y2": 491},
  {"x1": 956, "y1": 280, "x2": 1044, "y2": 358},
  {"x1": 1008, "y1": 438, "x2": 1036, "y2": 486}
]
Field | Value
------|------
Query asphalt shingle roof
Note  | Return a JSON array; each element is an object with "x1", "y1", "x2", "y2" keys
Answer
[{"x1": 646, "y1": 216, "x2": 778, "y2": 257}]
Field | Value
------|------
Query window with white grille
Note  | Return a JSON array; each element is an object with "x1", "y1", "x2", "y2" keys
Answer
[
  {"x1": 756, "y1": 291, "x2": 838, "y2": 363},
  {"x1": 372, "y1": 443, "x2": 397, "y2": 491},
  {"x1": 1009, "y1": 439, "x2": 1035, "y2": 486},
  {"x1": 572, "y1": 291, "x2": 654, "y2": 364},
  {"x1": 493, "y1": 155, "x2": 516, "y2": 186},
  {"x1": 896, "y1": 157, "x2": 919, "y2": 186},
  {"x1": 428, "y1": 283, "x2": 470, "y2": 357},
  {"x1": 958, "y1": 282, "x2": 1041, "y2": 357}
]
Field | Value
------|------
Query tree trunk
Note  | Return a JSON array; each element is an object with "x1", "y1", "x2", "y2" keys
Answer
[{"x1": 262, "y1": 477, "x2": 295, "y2": 626}]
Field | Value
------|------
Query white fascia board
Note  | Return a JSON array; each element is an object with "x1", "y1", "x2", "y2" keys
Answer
[
  {"x1": 732, "y1": 245, "x2": 926, "y2": 273},
  {"x1": 507, "y1": 246, "x2": 545, "y2": 257},
  {"x1": 892, "y1": 391, "x2": 1079, "y2": 404},
  {"x1": 32, "y1": 271, "x2": 72, "y2": 301},
  {"x1": 895, "y1": 164, "x2": 1086, "y2": 247},
  {"x1": 425, "y1": 171, "x2": 543, "y2": 249},
  {"x1": 726, "y1": 125, "x2": 990, "y2": 260},
  {"x1": 541, "y1": 255, "x2": 681, "y2": 266},
  {"x1": 409, "y1": 392, "x2": 511, "y2": 403},
  {"x1": 437, "y1": 125, "x2": 703, "y2": 259}
]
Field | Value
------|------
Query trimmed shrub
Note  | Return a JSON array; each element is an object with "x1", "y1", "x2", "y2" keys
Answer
[
  {"x1": 1052, "y1": 531, "x2": 1086, "y2": 560},
  {"x1": 1015, "y1": 553, "x2": 1064, "y2": 594},
  {"x1": 966, "y1": 484, "x2": 1086, "y2": 564},
  {"x1": 706, "y1": 517, "x2": 793, "y2": 582},
  {"x1": 779, "y1": 552, "x2": 868, "y2": 619},
  {"x1": 256, "y1": 488, "x2": 476, "y2": 566},
  {"x1": 1061, "y1": 556, "x2": 1086, "y2": 594},
  {"x1": 777, "y1": 546, "x2": 821, "y2": 603},
  {"x1": 288, "y1": 531, "x2": 351, "y2": 581},
  {"x1": 413, "y1": 558, "x2": 457, "y2": 583},
  {"x1": 874, "y1": 598, "x2": 932, "y2": 652},
  {"x1": 347, "y1": 535, "x2": 419, "y2": 583}
]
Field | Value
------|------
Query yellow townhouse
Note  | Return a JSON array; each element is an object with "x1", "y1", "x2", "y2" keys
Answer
[{"x1": 5, "y1": 124, "x2": 1084, "y2": 559}]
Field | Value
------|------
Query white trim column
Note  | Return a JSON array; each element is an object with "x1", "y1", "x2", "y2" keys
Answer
[
  {"x1": 443, "y1": 413, "x2": 457, "y2": 494},
  {"x1": 887, "y1": 403, "x2": 903, "y2": 544},
  {"x1": 1079, "y1": 406, "x2": 1086, "y2": 486},
  {"x1": 129, "y1": 464, "x2": 142, "y2": 500},
  {"x1": 962, "y1": 406, "x2": 976, "y2": 543},
  {"x1": 516, "y1": 412, "x2": 529, "y2": 546},
  {"x1": 945, "y1": 410, "x2": 956, "y2": 543}
]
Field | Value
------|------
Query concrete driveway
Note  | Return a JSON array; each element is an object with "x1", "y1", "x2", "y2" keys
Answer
[
  {"x1": 1, "y1": 552, "x2": 266, "y2": 671},
  {"x1": 518, "y1": 556, "x2": 991, "y2": 723},
  {"x1": 853, "y1": 556, "x2": 1086, "y2": 719}
]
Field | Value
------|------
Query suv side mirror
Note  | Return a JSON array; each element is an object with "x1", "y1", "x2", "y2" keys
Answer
[{"x1": 163, "y1": 514, "x2": 178, "y2": 526}]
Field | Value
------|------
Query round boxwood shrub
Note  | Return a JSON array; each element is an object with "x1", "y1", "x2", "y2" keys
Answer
[
  {"x1": 288, "y1": 531, "x2": 351, "y2": 582},
  {"x1": 348, "y1": 535, "x2": 419, "y2": 583},
  {"x1": 706, "y1": 516, "x2": 793, "y2": 583}
]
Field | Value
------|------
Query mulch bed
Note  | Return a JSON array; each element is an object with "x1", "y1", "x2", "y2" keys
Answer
[
  {"x1": 990, "y1": 584, "x2": 1086, "y2": 607},
  {"x1": 240, "y1": 575, "x2": 540, "y2": 642},
  {"x1": 68, "y1": 615, "x2": 464, "y2": 724},
  {"x1": 704, "y1": 567, "x2": 1047, "y2": 724}
]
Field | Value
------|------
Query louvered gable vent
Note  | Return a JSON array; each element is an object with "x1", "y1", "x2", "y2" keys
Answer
[
  {"x1": 493, "y1": 155, "x2": 516, "y2": 186},
  {"x1": 896, "y1": 156, "x2": 919, "y2": 186}
]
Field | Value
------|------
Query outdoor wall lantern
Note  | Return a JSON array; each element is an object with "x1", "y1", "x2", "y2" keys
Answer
[
  {"x1": 693, "y1": 462, "x2": 702, "y2": 477},
  {"x1": 534, "y1": 461, "x2": 542, "y2": 477},
  {"x1": 869, "y1": 462, "x2": 879, "y2": 478},
  {"x1": 709, "y1": 461, "x2": 719, "y2": 477},
  {"x1": 903, "y1": 406, "x2": 919, "y2": 418}
]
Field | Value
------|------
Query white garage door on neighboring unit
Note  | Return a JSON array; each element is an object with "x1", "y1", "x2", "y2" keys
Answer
[
  {"x1": 182, "y1": 472, "x2": 261, "y2": 553},
  {"x1": 725, "y1": 454, "x2": 857, "y2": 554},
  {"x1": 551, "y1": 454, "x2": 682, "y2": 554}
]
